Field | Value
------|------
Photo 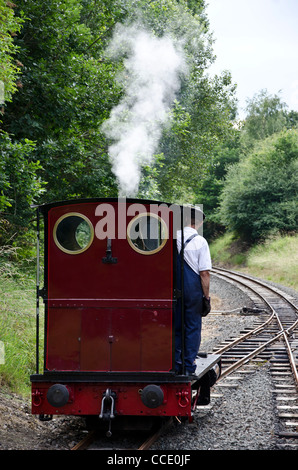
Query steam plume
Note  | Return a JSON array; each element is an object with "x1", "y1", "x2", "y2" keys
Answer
[{"x1": 101, "y1": 24, "x2": 187, "y2": 197}]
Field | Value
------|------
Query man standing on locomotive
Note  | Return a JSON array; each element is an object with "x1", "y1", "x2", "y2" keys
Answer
[{"x1": 175, "y1": 206, "x2": 212, "y2": 375}]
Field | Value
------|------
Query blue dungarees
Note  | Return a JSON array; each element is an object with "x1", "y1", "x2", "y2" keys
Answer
[{"x1": 175, "y1": 234, "x2": 203, "y2": 374}]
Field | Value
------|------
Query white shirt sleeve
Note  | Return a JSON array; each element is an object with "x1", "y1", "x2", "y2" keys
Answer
[
  {"x1": 197, "y1": 239, "x2": 212, "y2": 272},
  {"x1": 180, "y1": 229, "x2": 212, "y2": 274}
]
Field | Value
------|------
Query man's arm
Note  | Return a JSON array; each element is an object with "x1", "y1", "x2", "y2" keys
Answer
[{"x1": 200, "y1": 270, "x2": 210, "y2": 298}]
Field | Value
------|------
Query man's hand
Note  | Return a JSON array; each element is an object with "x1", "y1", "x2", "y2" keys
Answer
[{"x1": 202, "y1": 296, "x2": 211, "y2": 317}]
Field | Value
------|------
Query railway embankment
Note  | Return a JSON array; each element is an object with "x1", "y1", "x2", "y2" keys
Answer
[
  {"x1": 0, "y1": 233, "x2": 297, "y2": 450},
  {"x1": 209, "y1": 232, "x2": 297, "y2": 291},
  {"x1": 0, "y1": 271, "x2": 297, "y2": 450}
]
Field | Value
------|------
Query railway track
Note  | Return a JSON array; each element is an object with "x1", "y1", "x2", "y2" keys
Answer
[
  {"x1": 210, "y1": 267, "x2": 298, "y2": 442},
  {"x1": 71, "y1": 418, "x2": 173, "y2": 450},
  {"x1": 71, "y1": 267, "x2": 297, "y2": 450}
]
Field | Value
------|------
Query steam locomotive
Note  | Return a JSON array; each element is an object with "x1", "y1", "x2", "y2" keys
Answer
[{"x1": 30, "y1": 198, "x2": 220, "y2": 433}]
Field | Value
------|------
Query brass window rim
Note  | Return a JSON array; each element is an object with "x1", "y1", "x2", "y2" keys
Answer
[
  {"x1": 126, "y1": 212, "x2": 168, "y2": 255},
  {"x1": 53, "y1": 212, "x2": 94, "y2": 255}
]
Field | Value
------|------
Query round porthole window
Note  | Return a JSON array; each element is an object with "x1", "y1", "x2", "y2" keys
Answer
[
  {"x1": 53, "y1": 213, "x2": 94, "y2": 254},
  {"x1": 127, "y1": 213, "x2": 168, "y2": 255}
]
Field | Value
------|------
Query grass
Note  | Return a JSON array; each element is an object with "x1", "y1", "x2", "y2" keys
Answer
[
  {"x1": 209, "y1": 232, "x2": 248, "y2": 266},
  {"x1": 210, "y1": 232, "x2": 298, "y2": 290},
  {"x1": 244, "y1": 235, "x2": 298, "y2": 289},
  {"x1": 0, "y1": 232, "x2": 296, "y2": 396},
  {"x1": 0, "y1": 257, "x2": 41, "y2": 396}
]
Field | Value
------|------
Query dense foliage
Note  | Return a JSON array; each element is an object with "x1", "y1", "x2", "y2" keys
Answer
[
  {"x1": 0, "y1": 0, "x2": 24, "y2": 103},
  {"x1": 0, "y1": 1, "x2": 297, "y2": 250},
  {"x1": 197, "y1": 90, "x2": 298, "y2": 241},
  {"x1": 1, "y1": 0, "x2": 237, "y2": 242},
  {"x1": 219, "y1": 128, "x2": 298, "y2": 242}
]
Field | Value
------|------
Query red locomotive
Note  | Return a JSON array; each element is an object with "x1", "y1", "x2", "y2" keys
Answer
[{"x1": 30, "y1": 198, "x2": 220, "y2": 433}]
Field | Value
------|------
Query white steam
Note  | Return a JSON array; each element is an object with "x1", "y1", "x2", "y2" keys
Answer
[{"x1": 101, "y1": 24, "x2": 187, "y2": 197}]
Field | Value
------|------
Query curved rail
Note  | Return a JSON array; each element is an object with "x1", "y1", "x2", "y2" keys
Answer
[
  {"x1": 211, "y1": 267, "x2": 298, "y2": 387},
  {"x1": 212, "y1": 266, "x2": 297, "y2": 310},
  {"x1": 71, "y1": 418, "x2": 173, "y2": 450}
]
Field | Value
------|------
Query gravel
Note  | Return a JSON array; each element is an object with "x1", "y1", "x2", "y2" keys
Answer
[
  {"x1": 150, "y1": 273, "x2": 280, "y2": 451},
  {"x1": 150, "y1": 274, "x2": 298, "y2": 451},
  {"x1": 0, "y1": 274, "x2": 297, "y2": 450},
  {"x1": 151, "y1": 365, "x2": 277, "y2": 450}
]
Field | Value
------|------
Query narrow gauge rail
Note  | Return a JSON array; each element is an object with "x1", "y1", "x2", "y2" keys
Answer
[
  {"x1": 211, "y1": 267, "x2": 298, "y2": 440},
  {"x1": 71, "y1": 418, "x2": 173, "y2": 450},
  {"x1": 72, "y1": 268, "x2": 298, "y2": 450}
]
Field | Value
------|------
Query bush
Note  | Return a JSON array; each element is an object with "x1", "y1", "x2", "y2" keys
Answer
[
  {"x1": 218, "y1": 129, "x2": 298, "y2": 242},
  {"x1": 0, "y1": 132, "x2": 46, "y2": 248}
]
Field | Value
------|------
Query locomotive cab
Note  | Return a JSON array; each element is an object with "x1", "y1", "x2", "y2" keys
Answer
[{"x1": 30, "y1": 198, "x2": 220, "y2": 430}]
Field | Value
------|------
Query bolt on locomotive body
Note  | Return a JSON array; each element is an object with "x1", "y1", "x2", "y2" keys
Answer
[{"x1": 30, "y1": 198, "x2": 221, "y2": 432}]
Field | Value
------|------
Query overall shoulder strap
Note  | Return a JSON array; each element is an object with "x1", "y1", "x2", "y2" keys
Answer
[{"x1": 183, "y1": 233, "x2": 199, "y2": 250}]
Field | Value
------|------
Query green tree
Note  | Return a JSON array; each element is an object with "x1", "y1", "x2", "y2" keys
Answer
[
  {"x1": 0, "y1": 0, "x2": 24, "y2": 104},
  {"x1": 285, "y1": 110, "x2": 298, "y2": 129},
  {"x1": 0, "y1": 1, "x2": 43, "y2": 245},
  {"x1": 219, "y1": 129, "x2": 298, "y2": 242},
  {"x1": 194, "y1": 126, "x2": 241, "y2": 239},
  {"x1": 0, "y1": 132, "x2": 45, "y2": 245},
  {"x1": 240, "y1": 89, "x2": 288, "y2": 150},
  {"x1": 195, "y1": 89, "x2": 298, "y2": 240},
  {"x1": 2, "y1": 0, "x2": 127, "y2": 202},
  {"x1": 123, "y1": 1, "x2": 237, "y2": 202},
  {"x1": 2, "y1": 0, "x2": 237, "y2": 213}
]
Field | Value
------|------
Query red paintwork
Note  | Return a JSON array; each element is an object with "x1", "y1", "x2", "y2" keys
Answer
[
  {"x1": 31, "y1": 382, "x2": 192, "y2": 420},
  {"x1": 46, "y1": 201, "x2": 173, "y2": 373},
  {"x1": 31, "y1": 200, "x2": 193, "y2": 421},
  {"x1": 46, "y1": 307, "x2": 172, "y2": 372}
]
